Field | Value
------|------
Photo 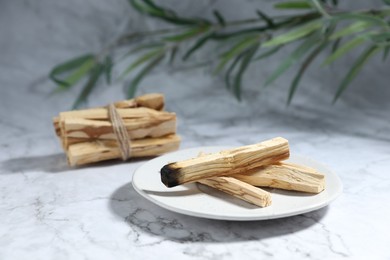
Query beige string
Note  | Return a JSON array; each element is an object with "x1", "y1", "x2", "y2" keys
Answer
[{"x1": 107, "y1": 104, "x2": 131, "y2": 161}]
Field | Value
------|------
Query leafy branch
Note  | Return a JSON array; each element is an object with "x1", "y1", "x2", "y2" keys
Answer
[{"x1": 49, "y1": 0, "x2": 390, "y2": 107}]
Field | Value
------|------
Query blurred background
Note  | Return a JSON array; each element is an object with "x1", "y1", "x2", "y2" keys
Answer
[{"x1": 0, "y1": 0, "x2": 389, "y2": 142}]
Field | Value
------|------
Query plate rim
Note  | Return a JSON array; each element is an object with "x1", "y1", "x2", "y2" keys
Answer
[{"x1": 132, "y1": 146, "x2": 343, "y2": 221}]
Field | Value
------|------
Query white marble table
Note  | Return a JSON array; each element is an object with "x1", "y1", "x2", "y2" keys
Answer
[
  {"x1": 1, "y1": 0, "x2": 390, "y2": 259},
  {"x1": 1, "y1": 79, "x2": 390, "y2": 259}
]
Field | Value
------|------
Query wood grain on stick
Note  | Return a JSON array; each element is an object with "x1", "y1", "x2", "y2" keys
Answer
[
  {"x1": 234, "y1": 162, "x2": 325, "y2": 193},
  {"x1": 67, "y1": 134, "x2": 181, "y2": 166},
  {"x1": 198, "y1": 177, "x2": 272, "y2": 207},
  {"x1": 57, "y1": 107, "x2": 172, "y2": 133},
  {"x1": 160, "y1": 137, "x2": 290, "y2": 187},
  {"x1": 60, "y1": 111, "x2": 176, "y2": 148},
  {"x1": 114, "y1": 93, "x2": 164, "y2": 110},
  {"x1": 53, "y1": 93, "x2": 164, "y2": 136}
]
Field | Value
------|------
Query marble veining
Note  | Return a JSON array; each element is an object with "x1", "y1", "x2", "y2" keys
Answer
[{"x1": 1, "y1": 0, "x2": 390, "y2": 259}]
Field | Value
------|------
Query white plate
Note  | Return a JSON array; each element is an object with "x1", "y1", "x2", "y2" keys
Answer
[{"x1": 132, "y1": 146, "x2": 343, "y2": 221}]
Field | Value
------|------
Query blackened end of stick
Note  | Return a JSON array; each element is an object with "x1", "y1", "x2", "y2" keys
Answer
[{"x1": 160, "y1": 163, "x2": 180, "y2": 188}]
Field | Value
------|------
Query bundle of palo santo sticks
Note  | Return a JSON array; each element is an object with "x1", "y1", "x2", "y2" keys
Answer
[
  {"x1": 160, "y1": 137, "x2": 325, "y2": 207},
  {"x1": 53, "y1": 93, "x2": 181, "y2": 166}
]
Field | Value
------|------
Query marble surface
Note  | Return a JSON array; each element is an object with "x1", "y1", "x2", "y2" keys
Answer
[{"x1": 1, "y1": 0, "x2": 390, "y2": 259}]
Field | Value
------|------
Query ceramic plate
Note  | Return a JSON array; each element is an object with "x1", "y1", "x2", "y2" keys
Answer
[{"x1": 132, "y1": 146, "x2": 342, "y2": 221}]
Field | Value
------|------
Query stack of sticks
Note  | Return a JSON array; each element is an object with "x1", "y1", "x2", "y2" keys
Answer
[
  {"x1": 53, "y1": 93, "x2": 181, "y2": 166},
  {"x1": 160, "y1": 137, "x2": 325, "y2": 207}
]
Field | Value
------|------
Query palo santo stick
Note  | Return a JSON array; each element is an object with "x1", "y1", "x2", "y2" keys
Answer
[
  {"x1": 59, "y1": 107, "x2": 172, "y2": 128},
  {"x1": 160, "y1": 137, "x2": 290, "y2": 187},
  {"x1": 114, "y1": 93, "x2": 164, "y2": 110},
  {"x1": 195, "y1": 152, "x2": 271, "y2": 207},
  {"x1": 233, "y1": 162, "x2": 325, "y2": 193},
  {"x1": 67, "y1": 134, "x2": 181, "y2": 166},
  {"x1": 63, "y1": 119, "x2": 175, "y2": 147},
  {"x1": 198, "y1": 177, "x2": 272, "y2": 207},
  {"x1": 53, "y1": 93, "x2": 165, "y2": 136},
  {"x1": 53, "y1": 117, "x2": 61, "y2": 136},
  {"x1": 61, "y1": 113, "x2": 176, "y2": 148},
  {"x1": 57, "y1": 107, "x2": 174, "y2": 146}
]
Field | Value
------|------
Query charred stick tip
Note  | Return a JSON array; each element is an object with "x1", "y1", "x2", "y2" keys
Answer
[{"x1": 160, "y1": 164, "x2": 180, "y2": 188}]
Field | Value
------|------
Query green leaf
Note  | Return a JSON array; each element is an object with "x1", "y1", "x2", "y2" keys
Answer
[
  {"x1": 213, "y1": 10, "x2": 225, "y2": 26},
  {"x1": 169, "y1": 46, "x2": 178, "y2": 65},
  {"x1": 164, "y1": 27, "x2": 208, "y2": 42},
  {"x1": 119, "y1": 43, "x2": 165, "y2": 62},
  {"x1": 72, "y1": 63, "x2": 104, "y2": 109},
  {"x1": 212, "y1": 27, "x2": 267, "y2": 40},
  {"x1": 159, "y1": 16, "x2": 209, "y2": 26},
  {"x1": 331, "y1": 13, "x2": 388, "y2": 27},
  {"x1": 329, "y1": 21, "x2": 372, "y2": 40},
  {"x1": 253, "y1": 45, "x2": 283, "y2": 61},
  {"x1": 104, "y1": 56, "x2": 113, "y2": 84},
  {"x1": 127, "y1": 53, "x2": 165, "y2": 98},
  {"x1": 183, "y1": 32, "x2": 215, "y2": 60},
  {"x1": 331, "y1": 37, "x2": 342, "y2": 53},
  {"x1": 264, "y1": 34, "x2": 320, "y2": 87},
  {"x1": 288, "y1": 41, "x2": 328, "y2": 104},
  {"x1": 312, "y1": 0, "x2": 330, "y2": 18},
  {"x1": 383, "y1": 46, "x2": 390, "y2": 61},
  {"x1": 142, "y1": 0, "x2": 161, "y2": 9},
  {"x1": 215, "y1": 36, "x2": 259, "y2": 73},
  {"x1": 49, "y1": 54, "x2": 94, "y2": 88},
  {"x1": 322, "y1": 36, "x2": 365, "y2": 66},
  {"x1": 287, "y1": 24, "x2": 335, "y2": 102},
  {"x1": 129, "y1": 0, "x2": 207, "y2": 25},
  {"x1": 333, "y1": 46, "x2": 379, "y2": 103},
  {"x1": 262, "y1": 20, "x2": 322, "y2": 47},
  {"x1": 274, "y1": 1, "x2": 312, "y2": 9},
  {"x1": 366, "y1": 31, "x2": 390, "y2": 44},
  {"x1": 119, "y1": 48, "x2": 164, "y2": 79},
  {"x1": 224, "y1": 53, "x2": 244, "y2": 90},
  {"x1": 256, "y1": 10, "x2": 274, "y2": 27},
  {"x1": 233, "y1": 46, "x2": 259, "y2": 100},
  {"x1": 56, "y1": 59, "x2": 96, "y2": 92},
  {"x1": 129, "y1": 0, "x2": 165, "y2": 16},
  {"x1": 383, "y1": 0, "x2": 390, "y2": 5}
]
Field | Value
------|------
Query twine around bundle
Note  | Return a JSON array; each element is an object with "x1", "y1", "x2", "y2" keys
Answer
[{"x1": 107, "y1": 104, "x2": 131, "y2": 161}]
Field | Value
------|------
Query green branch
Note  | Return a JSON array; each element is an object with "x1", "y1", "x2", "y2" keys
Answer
[{"x1": 49, "y1": 0, "x2": 390, "y2": 107}]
